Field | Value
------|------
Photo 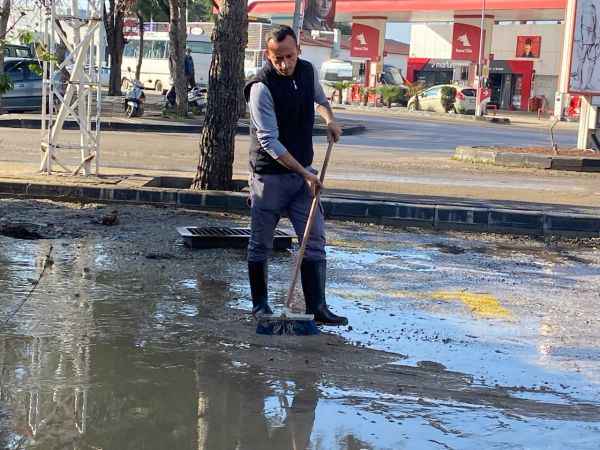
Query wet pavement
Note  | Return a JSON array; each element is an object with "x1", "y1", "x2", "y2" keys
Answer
[{"x1": 1, "y1": 199, "x2": 600, "y2": 449}]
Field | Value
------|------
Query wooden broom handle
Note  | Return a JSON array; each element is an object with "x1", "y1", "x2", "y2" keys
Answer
[{"x1": 286, "y1": 140, "x2": 334, "y2": 308}]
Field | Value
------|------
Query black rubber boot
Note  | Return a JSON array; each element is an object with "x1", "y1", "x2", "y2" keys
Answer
[
  {"x1": 301, "y1": 260, "x2": 348, "y2": 326},
  {"x1": 248, "y1": 261, "x2": 273, "y2": 317}
]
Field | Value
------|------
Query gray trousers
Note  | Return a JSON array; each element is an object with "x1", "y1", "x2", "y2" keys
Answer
[{"x1": 247, "y1": 170, "x2": 326, "y2": 262}]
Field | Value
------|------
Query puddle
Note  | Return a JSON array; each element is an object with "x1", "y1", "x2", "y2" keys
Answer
[{"x1": 1, "y1": 201, "x2": 600, "y2": 448}]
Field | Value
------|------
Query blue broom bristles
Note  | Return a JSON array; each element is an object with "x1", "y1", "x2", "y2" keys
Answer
[{"x1": 256, "y1": 317, "x2": 320, "y2": 336}]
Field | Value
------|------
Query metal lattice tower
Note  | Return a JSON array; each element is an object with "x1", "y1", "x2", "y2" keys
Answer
[{"x1": 40, "y1": 0, "x2": 105, "y2": 176}]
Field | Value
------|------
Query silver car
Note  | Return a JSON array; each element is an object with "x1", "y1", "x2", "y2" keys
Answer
[{"x1": 2, "y1": 57, "x2": 43, "y2": 112}]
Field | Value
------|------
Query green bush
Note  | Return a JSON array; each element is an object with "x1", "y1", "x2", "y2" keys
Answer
[
  {"x1": 376, "y1": 85, "x2": 404, "y2": 107},
  {"x1": 440, "y1": 86, "x2": 457, "y2": 112},
  {"x1": 327, "y1": 80, "x2": 353, "y2": 104}
]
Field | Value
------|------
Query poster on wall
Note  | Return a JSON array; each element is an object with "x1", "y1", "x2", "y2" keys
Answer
[
  {"x1": 569, "y1": 0, "x2": 600, "y2": 94},
  {"x1": 516, "y1": 36, "x2": 541, "y2": 58},
  {"x1": 302, "y1": 0, "x2": 336, "y2": 31}
]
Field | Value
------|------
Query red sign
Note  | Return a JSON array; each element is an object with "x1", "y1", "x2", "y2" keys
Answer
[
  {"x1": 451, "y1": 23, "x2": 484, "y2": 63},
  {"x1": 516, "y1": 35, "x2": 541, "y2": 58},
  {"x1": 123, "y1": 18, "x2": 139, "y2": 37},
  {"x1": 350, "y1": 23, "x2": 380, "y2": 60}
]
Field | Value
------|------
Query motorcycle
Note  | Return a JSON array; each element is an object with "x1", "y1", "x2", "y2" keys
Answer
[
  {"x1": 187, "y1": 85, "x2": 207, "y2": 114},
  {"x1": 123, "y1": 79, "x2": 145, "y2": 118},
  {"x1": 165, "y1": 84, "x2": 207, "y2": 114}
]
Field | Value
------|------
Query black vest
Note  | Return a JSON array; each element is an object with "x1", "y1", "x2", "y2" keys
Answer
[{"x1": 244, "y1": 59, "x2": 315, "y2": 174}]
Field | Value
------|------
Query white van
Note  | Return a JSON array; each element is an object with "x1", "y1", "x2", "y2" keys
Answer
[
  {"x1": 122, "y1": 31, "x2": 213, "y2": 92},
  {"x1": 319, "y1": 59, "x2": 354, "y2": 99}
]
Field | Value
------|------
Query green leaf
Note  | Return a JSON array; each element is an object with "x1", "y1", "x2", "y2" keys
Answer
[
  {"x1": 19, "y1": 31, "x2": 34, "y2": 45},
  {"x1": 0, "y1": 73, "x2": 14, "y2": 96}
]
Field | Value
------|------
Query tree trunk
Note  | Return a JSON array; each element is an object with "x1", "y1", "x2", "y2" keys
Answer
[
  {"x1": 168, "y1": 0, "x2": 187, "y2": 117},
  {"x1": 0, "y1": 0, "x2": 11, "y2": 112},
  {"x1": 135, "y1": 10, "x2": 144, "y2": 81},
  {"x1": 103, "y1": 0, "x2": 126, "y2": 96},
  {"x1": 191, "y1": 0, "x2": 247, "y2": 191}
]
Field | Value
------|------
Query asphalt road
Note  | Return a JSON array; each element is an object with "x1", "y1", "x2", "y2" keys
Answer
[
  {"x1": 2, "y1": 112, "x2": 598, "y2": 207},
  {"x1": 331, "y1": 111, "x2": 578, "y2": 154}
]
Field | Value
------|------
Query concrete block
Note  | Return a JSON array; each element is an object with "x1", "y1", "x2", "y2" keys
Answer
[
  {"x1": 326, "y1": 199, "x2": 369, "y2": 218},
  {"x1": 138, "y1": 189, "x2": 166, "y2": 204},
  {"x1": 178, "y1": 191, "x2": 205, "y2": 207},
  {"x1": 227, "y1": 193, "x2": 250, "y2": 211},
  {"x1": 523, "y1": 154, "x2": 552, "y2": 169},
  {"x1": 365, "y1": 202, "x2": 398, "y2": 219},
  {"x1": 203, "y1": 192, "x2": 230, "y2": 209},
  {"x1": 488, "y1": 209, "x2": 543, "y2": 234},
  {"x1": 551, "y1": 157, "x2": 583, "y2": 171},
  {"x1": 82, "y1": 187, "x2": 102, "y2": 200},
  {"x1": 435, "y1": 206, "x2": 489, "y2": 230},
  {"x1": 454, "y1": 146, "x2": 497, "y2": 163},
  {"x1": 396, "y1": 204, "x2": 436, "y2": 222},
  {"x1": 581, "y1": 158, "x2": 600, "y2": 172},
  {"x1": 112, "y1": 188, "x2": 138, "y2": 201},
  {"x1": 544, "y1": 213, "x2": 600, "y2": 236},
  {"x1": 495, "y1": 152, "x2": 527, "y2": 167},
  {"x1": 0, "y1": 181, "x2": 28, "y2": 195}
]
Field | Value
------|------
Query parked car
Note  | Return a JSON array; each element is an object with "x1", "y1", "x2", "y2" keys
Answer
[
  {"x1": 2, "y1": 57, "x2": 43, "y2": 112},
  {"x1": 406, "y1": 84, "x2": 478, "y2": 114},
  {"x1": 4, "y1": 44, "x2": 33, "y2": 58}
]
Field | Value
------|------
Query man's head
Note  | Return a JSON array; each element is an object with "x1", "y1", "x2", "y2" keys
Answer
[
  {"x1": 186, "y1": 48, "x2": 192, "y2": 55},
  {"x1": 315, "y1": 0, "x2": 333, "y2": 20},
  {"x1": 524, "y1": 39, "x2": 532, "y2": 53},
  {"x1": 265, "y1": 26, "x2": 300, "y2": 77}
]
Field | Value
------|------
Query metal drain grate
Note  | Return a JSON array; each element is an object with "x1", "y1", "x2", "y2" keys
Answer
[{"x1": 177, "y1": 227, "x2": 293, "y2": 250}]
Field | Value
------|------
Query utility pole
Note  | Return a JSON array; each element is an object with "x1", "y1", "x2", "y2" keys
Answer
[{"x1": 475, "y1": 0, "x2": 486, "y2": 117}]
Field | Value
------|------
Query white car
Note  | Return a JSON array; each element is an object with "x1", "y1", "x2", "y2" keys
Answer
[{"x1": 407, "y1": 84, "x2": 479, "y2": 114}]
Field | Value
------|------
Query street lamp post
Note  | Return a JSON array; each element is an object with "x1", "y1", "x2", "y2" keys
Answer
[{"x1": 475, "y1": 0, "x2": 486, "y2": 117}]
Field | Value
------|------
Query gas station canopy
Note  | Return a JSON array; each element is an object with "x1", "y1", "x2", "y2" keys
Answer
[{"x1": 248, "y1": 0, "x2": 567, "y2": 22}]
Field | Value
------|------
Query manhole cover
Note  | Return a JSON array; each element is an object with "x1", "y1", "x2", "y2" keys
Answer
[{"x1": 177, "y1": 227, "x2": 293, "y2": 250}]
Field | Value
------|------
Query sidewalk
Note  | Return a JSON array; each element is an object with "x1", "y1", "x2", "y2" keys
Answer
[
  {"x1": 0, "y1": 112, "x2": 366, "y2": 136},
  {"x1": 2, "y1": 161, "x2": 599, "y2": 238}
]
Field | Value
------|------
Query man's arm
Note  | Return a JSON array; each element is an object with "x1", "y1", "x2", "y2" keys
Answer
[{"x1": 313, "y1": 66, "x2": 342, "y2": 142}]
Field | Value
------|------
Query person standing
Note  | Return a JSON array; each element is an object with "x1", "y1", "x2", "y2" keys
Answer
[
  {"x1": 184, "y1": 48, "x2": 195, "y2": 89},
  {"x1": 244, "y1": 26, "x2": 347, "y2": 326}
]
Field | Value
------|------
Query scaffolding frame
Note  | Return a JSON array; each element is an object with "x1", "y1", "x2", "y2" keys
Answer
[{"x1": 40, "y1": 0, "x2": 105, "y2": 176}]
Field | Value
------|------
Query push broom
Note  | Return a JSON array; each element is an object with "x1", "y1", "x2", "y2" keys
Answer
[{"x1": 256, "y1": 140, "x2": 335, "y2": 336}]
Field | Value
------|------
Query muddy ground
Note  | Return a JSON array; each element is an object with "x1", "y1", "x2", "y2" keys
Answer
[{"x1": 2, "y1": 198, "x2": 600, "y2": 449}]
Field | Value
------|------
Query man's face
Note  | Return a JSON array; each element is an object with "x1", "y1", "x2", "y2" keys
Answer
[
  {"x1": 266, "y1": 35, "x2": 299, "y2": 77},
  {"x1": 524, "y1": 43, "x2": 531, "y2": 53},
  {"x1": 316, "y1": 0, "x2": 332, "y2": 19}
]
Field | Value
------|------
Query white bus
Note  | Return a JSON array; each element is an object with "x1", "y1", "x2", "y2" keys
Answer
[{"x1": 122, "y1": 31, "x2": 213, "y2": 92}]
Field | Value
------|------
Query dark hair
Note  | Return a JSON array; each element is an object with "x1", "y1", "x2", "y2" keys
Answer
[
  {"x1": 265, "y1": 25, "x2": 298, "y2": 46},
  {"x1": 525, "y1": 38, "x2": 532, "y2": 45}
]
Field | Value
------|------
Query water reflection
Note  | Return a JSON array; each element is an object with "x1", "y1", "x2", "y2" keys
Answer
[{"x1": 0, "y1": 239, "x2": 372, "y2": 450}]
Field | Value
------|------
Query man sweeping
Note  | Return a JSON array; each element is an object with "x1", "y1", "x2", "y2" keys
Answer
[{"x1": 244, "y1": 25, "x2": 348, "y2": 327}]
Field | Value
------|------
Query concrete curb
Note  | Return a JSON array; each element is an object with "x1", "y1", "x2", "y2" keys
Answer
[
  {"x1": 334, "y1": 105, "x2": 511, "y2": 125},
  {"x1": 0, "y1": 117, "x2": 366, "y2": 136},
  {"x1": 1, "y1": 179, "x2": 599, "y2": 237},
  {"x1": 454, "y1": 146, "x2": 600, "y2": 172}
]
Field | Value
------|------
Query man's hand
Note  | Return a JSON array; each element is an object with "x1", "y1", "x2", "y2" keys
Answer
[
  {"x1": 304, "y1": 171, "x2": 322, "y2": 197},
  {"x1": 326, "y1": 120, "x2": 342, "y2": 143}
]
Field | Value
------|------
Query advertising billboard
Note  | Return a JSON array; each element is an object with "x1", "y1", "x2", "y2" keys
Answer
[
  {"x1": 303, "y1": 0, "x2": 336, "y2": 31},
  {"x1": 516, "y1": 35, "x2": 541, "y2": 58},
  {"x1": 451, "y1": 23, "x2": 484, "y2": 63},
  {"x1": 569, "y1": 0, "x2": 600, "y2": 94}
]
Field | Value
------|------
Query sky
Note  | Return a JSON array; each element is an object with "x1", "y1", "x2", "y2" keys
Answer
[{"x1": 385, "y1": 22, "x2": 411, "y2": 43}]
